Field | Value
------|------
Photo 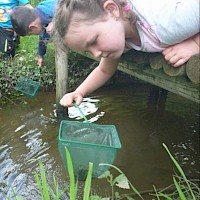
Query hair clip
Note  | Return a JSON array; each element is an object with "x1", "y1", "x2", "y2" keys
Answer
[
  {"x1": 123, "y1": 0, "x2": 133, "y2": 11},
  {"x1": 123, "y1": 4, "x2": 131, "y2": 11}
]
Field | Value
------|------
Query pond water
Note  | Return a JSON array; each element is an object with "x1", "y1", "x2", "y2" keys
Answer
[{"x1": 0, "y1": 79, "x2": 199, "y2": 199}]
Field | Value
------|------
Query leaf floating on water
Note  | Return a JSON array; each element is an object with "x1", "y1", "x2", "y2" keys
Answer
[{"x1": 115, "y1": 174, "x2": 130, "y2": 189}]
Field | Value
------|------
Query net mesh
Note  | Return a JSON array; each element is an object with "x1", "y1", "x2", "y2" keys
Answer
[
  {"x1": 58, "y1": 120, "x2": 122, "y2": 180},
  {"x1": 15, "y1": 77, "x2": 40, "y2": 97}
]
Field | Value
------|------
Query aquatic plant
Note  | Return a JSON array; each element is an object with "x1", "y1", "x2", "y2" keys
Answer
[
  {"x1": 5, "y1": 144, "x2": 200, "y2": 199},
  {"x1": 52, "y1": 144, "x2": 200, "y2": 199},
  {"x1": 34, "y1": 160, "x2": 68, "y2": 200},
  {"x1": 152, "y1": 143, "x2": 200, "y2": 200}
]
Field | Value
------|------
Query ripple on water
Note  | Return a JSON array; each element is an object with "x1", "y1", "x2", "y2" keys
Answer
[{"x1": 0, "y1": 88, "x2": 199, "y2": 199}]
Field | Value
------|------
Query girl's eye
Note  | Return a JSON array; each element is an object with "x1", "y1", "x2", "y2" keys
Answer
[
  {"x1": 91, "y1": 40, "x2": 96, "y2": 46},
  {"x1": 90, "y1": 36, "x2": 98, "y2": 46}
]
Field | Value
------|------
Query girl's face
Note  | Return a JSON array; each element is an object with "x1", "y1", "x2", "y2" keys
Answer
[{"x1": 64, "y1": 15, "x2": 126, "y2": 59}]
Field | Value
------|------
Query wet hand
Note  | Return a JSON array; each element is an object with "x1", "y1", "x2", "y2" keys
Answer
[
  {"x1": 37, "y1": 55, "x2": 44, "y2": 67},
  {"x1": 60, "y1": 91, "x2": 83, "y2": 107}
]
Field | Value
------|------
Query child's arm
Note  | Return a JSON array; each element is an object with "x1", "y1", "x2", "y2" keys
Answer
[
  {"x1": 60, "y1": 58, "x2": 120, "y2": 107},
  {"x1": 37, "y1": 32, "x2": 49, "y2": 66},
  {"x1": 162, "y1": 33, "x2": 200, "y2": 67},
  {"x1": 37, "y1": 39, "x2": 47, "y2": 66}
]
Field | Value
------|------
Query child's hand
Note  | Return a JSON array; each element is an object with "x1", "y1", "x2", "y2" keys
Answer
[
  {"x1": 46, "y1": 22, "x2": 54, "y2": 35},
  {"x1": 37, "y1": 55, "x2": 44, "y2": 66},
  {"x1": 162, "y1": 37, "x2": 200, "y2": 67},
  {"x1": 60, "y1": 91, "x2": 84, "y2": 107}
]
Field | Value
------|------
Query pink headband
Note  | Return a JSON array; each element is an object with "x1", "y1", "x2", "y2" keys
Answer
[{"x1": 123, "y1": 4, "x2": 131, "y2": 11}]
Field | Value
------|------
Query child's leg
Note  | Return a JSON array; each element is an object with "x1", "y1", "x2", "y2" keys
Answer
[{"x1": 162, "y1": 33, "x2": 200, "y2": 67}]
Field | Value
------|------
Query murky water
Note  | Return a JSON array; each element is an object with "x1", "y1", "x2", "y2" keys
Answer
[{"x1": 0, "y1": 80, "x2": 199, "y2": 199}]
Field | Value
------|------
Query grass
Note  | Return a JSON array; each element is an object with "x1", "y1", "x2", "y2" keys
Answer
[
  {"x1": 6, "y1": 143, "x2": 199, "y2": 200},
  {"x1": 152, "y1": 143, "x2": 200, "y2": 200},
  {"x1": 0, "y1": 33, "x2": 96, "y2": 104},
  {"x1": 34, "y1": 160, "x2": 68, "y2": 200}
]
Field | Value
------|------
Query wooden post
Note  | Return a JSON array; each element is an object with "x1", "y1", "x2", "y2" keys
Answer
[{"x1": 55, "y1": 47, "x2": 68, "y2": 118}]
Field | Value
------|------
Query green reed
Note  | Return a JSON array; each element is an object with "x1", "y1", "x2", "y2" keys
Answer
[
  {"x1": 152, "y1": 143, "x2": 200, "y2": 200},
  {"x1": 5, "y1": 144, "x2": 200, "y2": 199},
  {"x1": 34, "y1": 160, "x2": 67, "y2": 200}
]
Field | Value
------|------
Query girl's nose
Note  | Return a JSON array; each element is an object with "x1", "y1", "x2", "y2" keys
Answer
[{"x1": 92, "y1": 49, "x2": 102, "y2": 58}]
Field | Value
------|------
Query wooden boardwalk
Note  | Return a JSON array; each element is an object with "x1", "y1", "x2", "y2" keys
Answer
[
  {"x1": 119, "y1": 51, "x2": 199, "y2": 103},
  {"x1": 82, "y1": 50, "x2": 200, "y2": 104},
  {"x1": 55, "y1": 50, "x2": 199, "y2": 114}
]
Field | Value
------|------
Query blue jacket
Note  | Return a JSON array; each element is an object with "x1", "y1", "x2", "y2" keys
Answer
[
  {"x1": 34, "y1": 0, "x2": 57, "y2": 56},
  {"x1": 0, "y1": 0, "x2": 29, "y2": 29}
]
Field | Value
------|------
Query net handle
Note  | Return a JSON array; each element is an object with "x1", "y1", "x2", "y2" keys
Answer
[{"x1": 72, "y1": 101, "x2": 89, "y2": 123}]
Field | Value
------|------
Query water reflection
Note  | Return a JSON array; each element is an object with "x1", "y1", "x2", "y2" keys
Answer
[
  {"x1": 68, "y1": 98, "x2": 103, "y2": 123},
  {"x1": 0, "y1": 81, "x2": 199, "y2": 199}
]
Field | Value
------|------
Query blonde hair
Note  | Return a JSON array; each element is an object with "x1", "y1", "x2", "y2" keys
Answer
[{"x1": 53, "y1": 0, "x2": 136, "y2": 51}]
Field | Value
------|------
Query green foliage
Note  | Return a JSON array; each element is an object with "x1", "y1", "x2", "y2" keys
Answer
[
  {"x1": 153, "y1": 143, "x2": 200, "y2": 200},
  {"x1": 34, "y1": 160, "x2": 67, "y2": 200},
  {"x1": 83, "y1": 162, "x2": 93, "y2": 200},
  {"x1": 67, "y1": 51, "x2": 98, "y2": 90},
  {"x1": 0, "y1": 33, "x2": 128, "y2": 104},
  {"x1": 29, "y1": 0, "x2": 42, "y2": 7},
  {"x1": 0, "y1": 35, "x2": 96, "y2": 103},
  {"x1": 65, "y1": 147, "x2": 77, "y2": 200},
  {"x1": 64, "y1": 146, "x2": 143, "y2": 200},
  {"x1": 64, "y1": 147, "x2": 94, "y2": 200},
  {"x1": 5, "y1": 144, "x2": 200, "y2": 200},
  {"x1": 98, "y1": 165, "x2": 144, "y2": 200},
  {"x1": 0, "y1": 35, "x2": 55, "y2": 102}
]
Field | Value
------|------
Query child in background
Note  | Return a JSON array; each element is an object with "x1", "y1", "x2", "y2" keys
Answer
[
  {"x1": 0, "y1": 0, "x2": 32, "y2": 59},
  {"x1": 53, "y1": 0, "x2": 200, "y2": 107},
  {"x1": 11, "y1": 0, "x2": 57, "y2": 66}
]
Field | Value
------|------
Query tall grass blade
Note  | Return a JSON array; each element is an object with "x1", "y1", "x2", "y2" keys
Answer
[
  {"x1": 173, "y1": 177, "x2": 187, "y2": 200},
  {"x1": 65, "y1": 147, "x2": 77, "y2": 200},
  {"x1": 157, "y1": 192, "x2": 173, "y2": 200},
  {"x1": 83, "y1": 162, "x2": 93, "y2": 200},
  {"x1": 54, "y1": 175, "x2": 68, "y2": 200},
  {"x1": 38, "y1": 160, "x2": 50, "y2": 200},
  {"x1": 35, "y1": 171, "x2": 44, "y2": 200},
  {"x1": 8, "y1": 187, "x2": 24, "y2": 200},
  {"x1": 163, "y1": 143, "x2": 196, "y2": 200},
  {"x1": 153, "y1": 185, "x2": 161, "y2": 200},
  {"x1": 53, "y1": 174, "x2": 59, "y2": 199},
  {"x1": 162, "y1": 143, "x2": 196, "y2": 200},
  {"x1": 48, "y1": 186, "x2": 56, "y2": 200}
]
